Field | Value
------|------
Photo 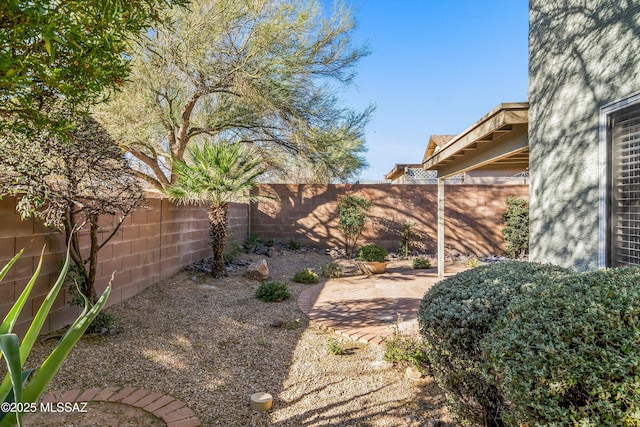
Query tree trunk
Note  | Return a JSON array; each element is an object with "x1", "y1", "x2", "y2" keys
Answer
[
  {"x1": 208, "y1": 203, "x2": 229, "y2": 277},
  {"x1": 64, "y1": 210, "x2": 90, "y2": 297},
  {"x1": 87, "y1": 215, "x2": 99, "y2": 305}
]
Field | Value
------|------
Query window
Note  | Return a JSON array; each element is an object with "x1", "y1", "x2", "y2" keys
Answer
[{"x1": 600, "y1": 92, "x2": 640, "y2": 267}]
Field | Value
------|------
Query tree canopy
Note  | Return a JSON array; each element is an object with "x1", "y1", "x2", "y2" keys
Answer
[
  {"x1": 0, "y1": 107, "x2": 144, "y2": 303},
  {"x1": 94, "y1": 0, "x2": 372, "y2": 188},
  {"x1": 0, "y1": 0, "x2": 187, "y2": 134}
]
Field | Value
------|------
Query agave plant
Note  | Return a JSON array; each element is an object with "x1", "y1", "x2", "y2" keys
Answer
[{"x1": 0, "y1": 245, "x2": 111, "y2": 427}]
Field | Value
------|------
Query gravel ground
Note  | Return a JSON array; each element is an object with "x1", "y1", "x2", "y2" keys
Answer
[{"x1": 25, "y1": 251, "x2": 453, "y2": 426}]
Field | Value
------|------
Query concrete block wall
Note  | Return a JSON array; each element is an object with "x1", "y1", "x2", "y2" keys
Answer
[
  {"x1": 1, "y1": 184, "x2": 524, "y2": 335},
  {"x1": 0, "y1": 197, "x2": 248, "y2": 336},
  {"x1": 250, "y1": 184, "x2": 529, "y2": 256}
]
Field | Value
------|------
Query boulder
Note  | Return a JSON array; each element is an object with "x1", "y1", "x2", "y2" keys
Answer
[
  {"x1": 405, "y1": 366, "x2": 423, "y2": 381},
  {"x1": 243, "y1": 259, "x2": 269, "y2": 281}
]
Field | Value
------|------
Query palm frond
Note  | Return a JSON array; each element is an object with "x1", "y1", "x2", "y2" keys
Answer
[{"x1": 165, "y1": 140, "x2": 266, "y2": 207}]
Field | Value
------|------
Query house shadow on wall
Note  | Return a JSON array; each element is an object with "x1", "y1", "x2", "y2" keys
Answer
[{"x1": 250, "y1": 184, "x2": 522, "y2": 257}]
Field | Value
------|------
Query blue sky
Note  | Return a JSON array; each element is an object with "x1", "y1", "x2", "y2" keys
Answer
[{"x1": 324, "y1": 0, "x2": 529, "y2": 181}]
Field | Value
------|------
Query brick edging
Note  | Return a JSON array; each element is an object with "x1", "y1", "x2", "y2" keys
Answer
[
  {"x1": 41, "y1": 387, "x2": 201, "y2": 427},
  {"x1": 298, "y1": 284, "x2": 387, "y2": 346}
]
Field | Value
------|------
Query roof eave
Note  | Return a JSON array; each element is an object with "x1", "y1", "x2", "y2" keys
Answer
[{"x1": 422, "y1": 102, "x2": 529, "y2": 172}]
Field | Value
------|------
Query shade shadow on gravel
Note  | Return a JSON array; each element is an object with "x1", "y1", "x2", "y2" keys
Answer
[{"x1": 24, "y1": 252, "x2": 453, "y2": 426}]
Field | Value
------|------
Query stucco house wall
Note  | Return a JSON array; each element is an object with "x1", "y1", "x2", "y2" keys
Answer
[{"x1": 528, "y1": 0, "x2": 640, "y2": 271}]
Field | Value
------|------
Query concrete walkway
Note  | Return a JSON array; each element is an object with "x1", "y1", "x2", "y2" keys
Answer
[{"x1": 298, "y1": 261, "x2": 466, "y2": 345}]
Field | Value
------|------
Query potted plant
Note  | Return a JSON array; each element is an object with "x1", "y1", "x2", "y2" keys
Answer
[{"x1": 356, "y1": 244, "x2": 389, "y2": 274}]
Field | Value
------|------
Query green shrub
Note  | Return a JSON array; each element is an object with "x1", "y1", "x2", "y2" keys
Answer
[
  {"x1": 67, "y1": 265, "x2": 116, "y2": 334},
  {"x1": 399, "y1": 221, "x2": 416, "y2": 259},
  {"x1": 412, "y1": 257, "x2": 431, "y2": 269},
  {"x1": 288, "y1": 239, "x2": 301, "y2": 250},
  {"x1": 502, "y1": 196, "x2": 529, "y2": 259},
  {"x1": 482, "y1": 268, "x2": 640, "y2": 426},
  {"x1": 337, "y1": 192, "x2": 372, "y2": 257},
  {"x1": 243, "y1": 233, "x2": 261, "y2": 253},
  {"x1": 321, "y1": 261, "x2": 343, "y2": 278},
  {"x1": 292, "y1": 268, "x2": 319, "y2": 284},
  {"x1": 85, "y1": 311, "x2": 114, "y2": 334},
  {"x1": 356, "y1": 244, "x2": 387, "y2": 262},
  {"x1": 384, "y1": 334, "x2": 429, "y2": 374},
  {"x1": 327, "y1": 337, "x2": 345, "y2": 355},
  {"x1": 465, "y1": 257, "x2": 481, "y2": 268},
  {"x1": 223, "y1": 242, "x2": 241, "y2": 262},
  {"x1": 255, "y1": 280, "x2": 291, "y2": 302},
  {"x1": 418, "y1": 261, "x2": 570, "y2": 427}
]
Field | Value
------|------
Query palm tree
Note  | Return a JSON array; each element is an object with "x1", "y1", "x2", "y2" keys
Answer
[{"x1": 165, "y1": 140, "x2": 266, "y2": 277}]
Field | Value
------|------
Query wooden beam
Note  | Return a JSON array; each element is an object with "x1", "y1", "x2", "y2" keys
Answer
[
  {"x1": 436, "y1": 126, "x2": 528, "y2": 178},
  {"x1": 438, "y1": 178, "x2": 445, "y2": 279},
  {"x1": 423, "y1": 103, "x2": 528, "y2": 170}
]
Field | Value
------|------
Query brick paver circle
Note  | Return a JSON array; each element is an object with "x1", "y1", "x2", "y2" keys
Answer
[{"x1": 40, "y1": 387, "x2": 201, "y2": 427}]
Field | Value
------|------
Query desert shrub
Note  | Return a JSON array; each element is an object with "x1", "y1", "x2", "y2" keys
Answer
[
  {"x1": 337, "y1": 192, "x2": 372, "y2": 257},
  {"x1": 67, "y1": 265, "x2": 116, "y2": 334},
  {"x1": 413, "y1": 257, "x2": 431, "y2": 269},
  {"x1": 399, "y1": 221, "x2": 416, "y2": 258},
  {"x1": 502, "y1": 196, "x2": 529, "y2": 259},
  {"x1": 255, "y1": 280, "x2": 291, "y2": 302},
  {"x1": 384, "y1": 335, "x2": 430, "y2": 373},
  {"x1": 288, "y1": 239, "x2": 301, "y2": 250},
  {"x1": 465, "y1": 257, "x2": 481, "y2": 268},
  {"x1": 384, "y1": 317, "x2": 430, "y2": 374},
  {"x1": 356, "y1": 244, "x2": 388, "y2": 262},
  {"x1": 292, "y1": 268, "x2": 319, "y2": 284},
  {"x1": 321, "y1": 261, "x2": 343, "y2": 278},
  {"x1": 223, "y1": 242, "x2": 242, "y2": 262},
  {"x1": 482, "y1": 268, "x2": 640, "y2": 426},
  {"x1": 418, "y1": 261, "x2": 571, "y2": 427},
  {"x1": 243, "y1": 233, "x2": 261, "y2": 253},
  {"x1": 327, "y1": 337, "x2": 345, "y2": 355}
]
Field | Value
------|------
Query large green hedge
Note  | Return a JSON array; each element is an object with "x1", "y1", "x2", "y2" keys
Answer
[
  {"x1": 502, "y1": 196, "x2": 529, "y2": 259},
  {"x1": 483, "y1": 268, "x2": 640, "y2": 426},
  {"x1": 418, "y1": 261, "x2": 570, "y2": 426}
]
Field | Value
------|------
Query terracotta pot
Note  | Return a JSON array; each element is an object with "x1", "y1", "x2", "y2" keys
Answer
[{"x1": 356, "y1": 261, "x2": 389, "y2": 275}]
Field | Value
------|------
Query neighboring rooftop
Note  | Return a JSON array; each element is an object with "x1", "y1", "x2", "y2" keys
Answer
[
  {"x1": 422, "y1": 135, "x2": 456, "y2": 163},
  {"x1": 383, "y1": 163, "x2": 424, "y2": 181},
  {"x1": 422, "y1": 103, "x2": 529, "y2": 178}
]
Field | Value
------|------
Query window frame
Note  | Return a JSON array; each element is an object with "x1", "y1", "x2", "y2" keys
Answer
[{"x1": 599, "y1": 91, "x2": 640, "y2": 268}]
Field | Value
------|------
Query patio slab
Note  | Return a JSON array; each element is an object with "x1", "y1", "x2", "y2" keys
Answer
[{"x1": 298, "y1": 261, "x2": 466, "y2": 344}]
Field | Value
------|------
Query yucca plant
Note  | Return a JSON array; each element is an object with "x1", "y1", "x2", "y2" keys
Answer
[{"x1": 0, "y1": 245, "x2": 111, "y2": 427}]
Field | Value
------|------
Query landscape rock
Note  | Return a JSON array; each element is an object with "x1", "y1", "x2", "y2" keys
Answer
[
  {"x1": 405, "y1": 366, "x2": 423, "y2": 381},
  {"x1": 243, "y1": 259, "x2": 269, "y2": 281},
  {"x1": 271, "y1": 317, "x2": 284, "y2": 328},
  {"x1": 254, "y1": 245, "x2": 270, "y2": 256}
]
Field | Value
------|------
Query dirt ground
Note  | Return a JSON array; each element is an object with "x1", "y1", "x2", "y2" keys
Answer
[{"x1": 20, "y1": 249, "x2": 454, "y2": 426}]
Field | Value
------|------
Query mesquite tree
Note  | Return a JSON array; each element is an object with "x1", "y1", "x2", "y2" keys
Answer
[
  {"x1": 94, "y1": 0, "x2": 372, "y2": 188},
  {"x1": 0, "y1": 109, "x2": 143, "y2": 304}
]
